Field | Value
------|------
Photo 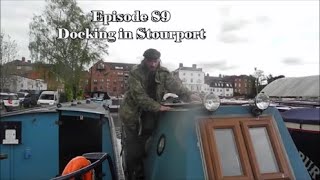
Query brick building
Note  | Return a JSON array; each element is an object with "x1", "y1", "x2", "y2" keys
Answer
[
  {"x1": 223, "y1": 75, "x2": 255, "y2": 97},
  {"x1": 88, "y1": 61, "x2": 136, "y2": 96}
]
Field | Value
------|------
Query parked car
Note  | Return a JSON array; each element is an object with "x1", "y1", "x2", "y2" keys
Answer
[
  {"x1": 0, "y1": 92, "x2": 20, "y2": 111},
  {"x1": 17, "y1": 92, "x2": 29, "y2": 103},
  {"x1": 22, "y1": 93, "x2": 39, "y2": 108}
]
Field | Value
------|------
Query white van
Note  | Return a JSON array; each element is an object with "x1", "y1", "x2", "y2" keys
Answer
[{"x1": 37, "y1": 91, "x2": 59, "y2": 106}]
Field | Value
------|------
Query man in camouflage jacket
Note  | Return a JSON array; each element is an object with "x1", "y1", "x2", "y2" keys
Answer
[{"x1": 119, "y1": 48, "x2": 197, "y2": 179}]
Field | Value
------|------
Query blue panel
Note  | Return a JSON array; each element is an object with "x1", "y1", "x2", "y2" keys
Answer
[
  {"x1": 0, "y1": 112, "x2": 59, "y2": 180},
  {"x1": 102, "y1": 118, "x2": 115, "y2": 180},
  {"x1": 186, "y1": 114, "x2": 205, "y2": 180},
  {"x1": 145, "y1": 111, "x2": 206, "y2": 179}
]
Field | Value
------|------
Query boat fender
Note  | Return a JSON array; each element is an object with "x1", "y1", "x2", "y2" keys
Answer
[{"x1": 62, "y1": 156, "x2": 94, "y2": 180}]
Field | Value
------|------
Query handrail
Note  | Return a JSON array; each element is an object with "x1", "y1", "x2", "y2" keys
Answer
[
  {"x1": 83, "y1": 152, "x2": 117, "y2": 180},
  {"x1": 50, "y1": 152, "x2": 117, "y2": 180}
]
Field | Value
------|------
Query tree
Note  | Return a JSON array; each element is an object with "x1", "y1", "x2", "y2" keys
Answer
[
  {"x1": 246, "y1": 75, "x2": 257, "y2": 98},
  {"x1": 0, "y1": 32, "x2": 18, "y2": 92},
  {"x1": 252, "y1": 67, "x2": 267, "y2": 95},
  {"x1": 29, "y1": 0, "x2": 108, "y2": 99},
  {"x1": 267, "y1": 74, "x2": 285, "y2": 84}
]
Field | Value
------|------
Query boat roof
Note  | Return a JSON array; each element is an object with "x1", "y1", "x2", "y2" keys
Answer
[
  {"x1": 0, "y1": 101, "x2": 108, "y2": 117},
  {"x1": 261, "y1": 75, "x2": 319, "y2": 97},
  {"x1": 57, "y1": 101, "x2": 108, "y2": 115}
]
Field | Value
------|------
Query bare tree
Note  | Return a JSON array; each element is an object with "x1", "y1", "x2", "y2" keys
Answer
[
  {"x1": 0, "y1": 32, "x2": 18, "y2": 92},
  {"x1": 253, "y1": 67, "x2": 267, "y2": 94}
]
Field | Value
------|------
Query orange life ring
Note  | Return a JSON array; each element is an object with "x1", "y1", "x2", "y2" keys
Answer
[{"x1": 62, "y1": 156, "x2": 94, "y2": 180}]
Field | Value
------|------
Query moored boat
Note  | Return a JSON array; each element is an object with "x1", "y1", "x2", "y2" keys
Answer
[
  {"x1": 0, "y1": 93, "x2": 311, "y2": 179},
  {"x1": 262, "y1": 75, "x2": 320, "y2": 180}
]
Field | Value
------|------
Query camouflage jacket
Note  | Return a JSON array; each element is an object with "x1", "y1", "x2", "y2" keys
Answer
[{"x1": 119, "y1": 64, "x2": 191, "y2": 126}]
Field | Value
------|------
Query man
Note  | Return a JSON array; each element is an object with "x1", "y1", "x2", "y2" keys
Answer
[{"x1": 119, "y1": 48, "x2": 200, "y2": 179}]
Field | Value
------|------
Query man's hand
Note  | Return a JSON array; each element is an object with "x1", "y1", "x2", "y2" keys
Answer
[
  {"x1": 159, "y1": 105, "x2": 172, "y2": 111},
  {"x1": 190, "y1": 93, "x2": 202, "y2": 102}
]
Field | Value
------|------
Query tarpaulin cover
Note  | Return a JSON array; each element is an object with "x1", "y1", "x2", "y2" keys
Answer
[{"x1": 281, "y1": 108, "x2": 320, "y2": 125}]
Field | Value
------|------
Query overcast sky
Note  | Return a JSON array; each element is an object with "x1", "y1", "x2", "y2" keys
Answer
[{"x1": 1, "y1": 0, "x2": 319, "y2": 77}]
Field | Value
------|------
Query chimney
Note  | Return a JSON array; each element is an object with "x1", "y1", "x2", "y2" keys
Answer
[
  {"x1": 206, "y1": 73, "x2": 209, "y2": 77},
  {"x1": 179, "y1": 63, "x2": 183, "y2": 68},
  {"x1": 22, "y1": 57, "x2": 25, "y2": 62},
  {"x1": 192, "y1": 64, "x2": 197, "y2": 69}
]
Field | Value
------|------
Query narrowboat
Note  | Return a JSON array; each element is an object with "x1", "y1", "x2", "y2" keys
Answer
[
  {"x1": 262, "y1": 75, "x2": 320, "y2": 180},
  {"x1": 0, "y1": 93, "x2": 311, "y2": 180}
]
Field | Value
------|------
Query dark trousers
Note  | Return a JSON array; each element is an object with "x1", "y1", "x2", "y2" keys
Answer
[
  {"x1": 122, "y1": 125, "x2": 149, "y2": 180},
  {"x1": 121, "y1": 112, "x2": 158, "y2": 180}
]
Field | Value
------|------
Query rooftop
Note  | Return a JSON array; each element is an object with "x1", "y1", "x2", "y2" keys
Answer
[{"x1": 261, "y1": 75, "x2": 319, "y2": 97}]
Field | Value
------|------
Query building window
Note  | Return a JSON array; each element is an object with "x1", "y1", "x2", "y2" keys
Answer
[
  {"x1": 191, "y1": 73, "x2": 193, "y2": 76},
  {"x1": 198, "y1": 116, "x2": 293, "y2": 180},
  {"x1": 198, "y1": 73, "x2": 200, "y2": 76},
  {"x1": 115, "y1": 66, "x2": 123, "y2": 69},
  {"x1": 183, "y1": 73, "x2": 186, "y2": 76},
  {"x1": 191, "y1": 78, "x2": 193, "y2": 83},
  {"x1": 97, "y1": 62, "x2": 104, "y2": 70}
]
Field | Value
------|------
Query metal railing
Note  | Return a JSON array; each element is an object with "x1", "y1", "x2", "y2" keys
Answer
[{"x1": 51, "y1": 152, "x2": 117, "y2": 180}]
